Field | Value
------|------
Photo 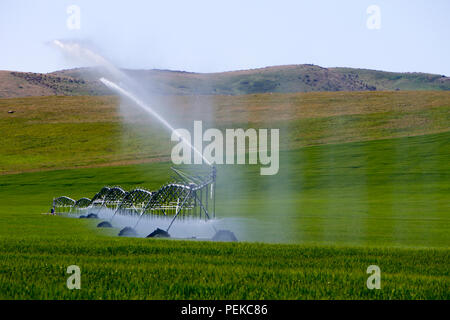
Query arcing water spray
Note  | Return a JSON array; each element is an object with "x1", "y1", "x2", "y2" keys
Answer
[{"x1": 99, "y1": 77, "x2": 211, "y2": 166}]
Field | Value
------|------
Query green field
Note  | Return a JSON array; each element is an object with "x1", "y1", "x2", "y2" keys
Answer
[{"x1": 0, "y1": 92, "x2": 449, "y2": 299}]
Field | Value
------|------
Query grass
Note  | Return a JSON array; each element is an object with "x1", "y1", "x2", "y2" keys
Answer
[
  {"x1": 1, "y1": 91, "x2": 449, "y2": 173},
  {"x1": 0, "y1": 132, "x2": 448, "y2": 246},
  {"x1": 0, "y1": 91, "x2": 448, "y2": 299},
  {"x1": 1, "y1": 236, "x2": 448, "y2": 299}
]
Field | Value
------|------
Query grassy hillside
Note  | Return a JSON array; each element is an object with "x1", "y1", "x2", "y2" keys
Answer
[
  {"x1": 47, "y1": 65, "x2": 450, "y2": 94},
  {"x1": 1, "y1": 64, "x2": 449, "y2": 98},
  {"x1": 0, "y1": 90, "x2": 448, "y2": 299},
  {"x1": 333, "y1": 68, "x2": 450, "y2": 91},
  {"x1": 1, "y1": 91, "x2": 449, "y2": 174}
]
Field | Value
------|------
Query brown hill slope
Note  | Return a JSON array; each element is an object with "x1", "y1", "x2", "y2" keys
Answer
[
  {"x1": 1, "y1": 64, "x2": 449, "y2": 98},
  {"x1": 0, "y1": 71, "x2": 55, "y2": 97}
]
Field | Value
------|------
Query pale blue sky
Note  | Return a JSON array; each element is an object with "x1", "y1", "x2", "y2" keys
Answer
[{"x1": 0, "y1": 0, "x2": 449, "y2": 75}]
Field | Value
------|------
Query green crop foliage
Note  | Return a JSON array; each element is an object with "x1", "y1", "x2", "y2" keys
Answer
[{"x1": 0, "y1": 92, "x2": 448, "y2": 299}]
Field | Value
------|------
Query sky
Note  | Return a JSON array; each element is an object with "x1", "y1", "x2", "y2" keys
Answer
[{"x1": 0, "y1": 0, "x2": 449, "y2": 75}]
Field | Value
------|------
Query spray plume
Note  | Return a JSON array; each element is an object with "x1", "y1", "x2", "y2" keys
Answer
[
  {"x1": 99, "y1": 77, "x2": 211, "y2": 165},
  {"x1": 52, "y1": 40, "x2": 126, "y2": 80},
  {"x1": 53, "y1": 39, "x2": 210, "y2": 166}
]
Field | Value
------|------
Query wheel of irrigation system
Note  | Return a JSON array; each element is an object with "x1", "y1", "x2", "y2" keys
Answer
[
  {"x1": 118, "y1": 226, "x2": 138, "y2": 237},
  {"x1": 146, "y1": 228, "x2": 170, "y2": 238},
  {"x1": 211, "y1": 230, "x2": 238, "y2": 242},
  {"x1": 97, "y1": 221, "x2": 113, "y2": 228}
]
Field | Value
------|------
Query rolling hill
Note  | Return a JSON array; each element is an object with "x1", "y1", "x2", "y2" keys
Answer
[
  {"x1": 0, "y1": 64, "x2": 449, "y2": 98},
  {"x1": 1, "y1": 91, "x2": 449, "y2": 174}
]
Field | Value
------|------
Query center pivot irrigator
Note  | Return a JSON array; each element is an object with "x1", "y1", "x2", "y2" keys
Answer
[
  {"x1": 51, "y1": 166, "x2": 237, "y2": 241},
  {"x1": 116, "y1": 165, "x2": 217, "y2": 238},
  {"x1": 49, "y1": 74, "x2": 236, "y2": 241}
]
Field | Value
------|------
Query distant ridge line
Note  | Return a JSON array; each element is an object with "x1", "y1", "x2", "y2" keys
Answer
[{"x1": 0, "y1": 64, "x2": 448, "y2": 98}]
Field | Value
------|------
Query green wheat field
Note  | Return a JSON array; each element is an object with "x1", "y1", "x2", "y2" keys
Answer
[{"x1": 0, "y1": 91, "x2": 448, "y2": 299}]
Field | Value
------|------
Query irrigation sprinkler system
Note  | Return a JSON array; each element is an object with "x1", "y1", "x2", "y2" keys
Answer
[
  {"x1": 48, "y1": 73, "x2": 236, "y2": 241},
  {"x1": 51, "y1": 166, "x2": 237, "y2": 241}
]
